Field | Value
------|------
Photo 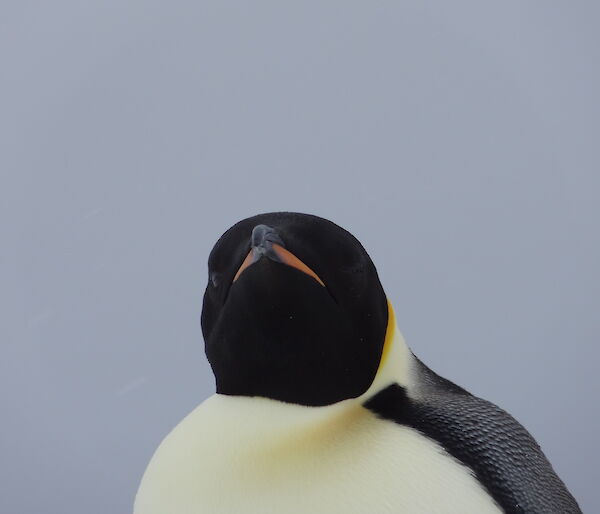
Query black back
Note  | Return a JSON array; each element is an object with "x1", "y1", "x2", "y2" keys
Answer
[{"x1": 364, "y1": 358, "x2": 581, "y2": 514}]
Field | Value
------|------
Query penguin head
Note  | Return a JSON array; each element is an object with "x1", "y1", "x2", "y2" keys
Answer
[{"x1": 201, "y1": 212, "x2": 388, "y2": 407}]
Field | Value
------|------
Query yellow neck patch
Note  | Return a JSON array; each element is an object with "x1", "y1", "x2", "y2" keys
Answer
[{"x1": 377, "y1": 299, "x2": 395, "y2": 372}]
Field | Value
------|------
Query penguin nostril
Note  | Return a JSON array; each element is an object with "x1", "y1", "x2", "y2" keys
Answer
[{"x1": 251, "y1": 224, "x2": 284, "y2": 249}]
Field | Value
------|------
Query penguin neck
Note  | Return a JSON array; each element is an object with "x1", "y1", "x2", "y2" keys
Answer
[
  {"x1": 360, "y1": 300, "x2": 412, "y2": 402},
  {"x1": 201, "y1": 301, "x2": 411, "y2": 445}
]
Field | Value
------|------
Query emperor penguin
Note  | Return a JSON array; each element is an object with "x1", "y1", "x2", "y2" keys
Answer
[{"x1": 134, "y1": 212, "x2": 581, "y2": 514}]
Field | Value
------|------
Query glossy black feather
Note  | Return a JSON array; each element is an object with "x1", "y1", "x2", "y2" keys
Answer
[{"x1": 364, "y1": 358, "x2": 581, "y2": 514}]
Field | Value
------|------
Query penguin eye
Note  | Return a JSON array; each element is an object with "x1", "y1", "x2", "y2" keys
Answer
[{"x1": 209, "y1": 272, "x2": 221, "y2": 288}]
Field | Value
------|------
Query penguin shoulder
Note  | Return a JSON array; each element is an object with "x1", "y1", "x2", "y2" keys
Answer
[{"x1": 364, "y1": 357, "x2": 582, "y2": 514}]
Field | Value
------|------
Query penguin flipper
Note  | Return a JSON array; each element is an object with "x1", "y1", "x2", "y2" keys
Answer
[{"x1": 364, "y1": 360, "x2": 581, "y2": 514}]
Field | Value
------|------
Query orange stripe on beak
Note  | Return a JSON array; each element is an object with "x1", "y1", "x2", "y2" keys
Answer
[
  {"x1": 233, "y1": 250, "x2": 255, "y2": 283},
  {"x1": 232, "y1": 243, "x2": 325, "y2": 287},
  {"x1": 271, "y1": 243, "x2": 325, "y2": 286}
]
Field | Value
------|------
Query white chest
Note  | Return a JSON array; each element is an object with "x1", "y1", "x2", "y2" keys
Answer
[{"x1": 135, "y1": 395, "x2": 501, "y2": 514}]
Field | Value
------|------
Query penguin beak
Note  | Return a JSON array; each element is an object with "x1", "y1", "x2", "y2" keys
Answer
[{"x1": 233, "y1": 224, "x2": 325, "y2": 287}]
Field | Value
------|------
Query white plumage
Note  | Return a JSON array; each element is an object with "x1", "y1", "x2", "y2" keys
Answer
[{"x1": 134, "y1": 305, "x2": 501, "y2": 514}]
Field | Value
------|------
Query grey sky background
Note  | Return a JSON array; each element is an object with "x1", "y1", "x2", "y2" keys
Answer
[{"x1": 2, "y1": 2, "x2": 598, "y2": 513}]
